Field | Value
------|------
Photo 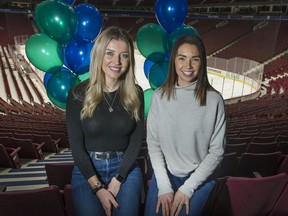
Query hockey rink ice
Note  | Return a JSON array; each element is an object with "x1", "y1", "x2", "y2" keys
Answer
[{"x1": 135, "y1": 51, "x2": 257, "y2": 100}]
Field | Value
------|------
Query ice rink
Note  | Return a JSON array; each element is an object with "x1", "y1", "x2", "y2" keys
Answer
[{"x1": 135, "y1": 51, "x2": 257, "y2": 100}]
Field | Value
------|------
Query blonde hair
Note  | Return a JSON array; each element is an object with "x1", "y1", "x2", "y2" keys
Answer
[{"x1": 80, "y1": 26, "x2": 141, "y2": 120}]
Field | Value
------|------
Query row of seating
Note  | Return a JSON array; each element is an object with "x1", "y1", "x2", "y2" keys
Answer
[
  {"x1": 264, "y1": 55, "x2": 288, "y2": 79},
  {"x1": 216, "y1": 151, "x2": 287, "y2": 178},
  {"x1": 215, "y1": 20, "x2": 288, "y2": 63},
  {"x1": 0, "y1": 133, "x2": 59, "y2": 152},
  {"x1": 267, "y1": 76, "x2": 288, "y2": 96},
  {"x1": 1, "y1": 151, "x2": 286, "y2": 216},
  {"x1": 0, "y1": 45, "x2": 50, "y2": 113},
  {"x1": 226, "y1": 134, "x2": 288, "y2": 155},
  {"x1": 2, "y1": 173, "x2": 287, "y2": 216}
]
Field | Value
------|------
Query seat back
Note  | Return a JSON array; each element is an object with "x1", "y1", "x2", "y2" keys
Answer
[
  {"x1": 0, "y1": 185, "x2": 66, "y2": 216},
  {"x1": 203, "y1": 173, "x2": 288, "y2": 216},
  {"x1": 227, "y1": 137, "x2": 251, "y2": 145},
  {"x1": 227, "y1": 173, "x2": 288, "y2": 216},
  {"x1": 45, "y1": 163, "x2": 74, "y2": 190},
  {"x1": 0, "y1": 132, "x2": 13, "y2": 138},
  {"x1": 14, "y1": 132, "x2": 34, "y2": 140},
  {"x1": 215, "y1": 152, "x2": 239, "y2": 178},
  {"x1": 252, "y1": 135, "x2": 276, "y2": 143},
  {"x1": 0, "y1": 144, "x2": 14, "y2": 168},
  {"x1": 49, "y1": 132, "x2": 69, "y2": 148},
  {"x1": 277, "y1": 135, "x2": 288, "y2": 143},
  {"x1": 246, "y1": 142, "x2": 278, "y2": 154},
  {"x1": 277, "y1": 141, "x2": 288, "y2": 154},
  {"x1": 0, "y1": 136, "x2": 13, "y2": 148},
  {"x1": 225, "y1": 143, "x2": 248, "y2": 156},
  {"x1": 10, "y1": 137, "x2": 39, "y2": 159},
  {"x1": 235, "y1": 151, "x2": 282, "y2": 177},
  {"x1": 33, "y1": 134, "x2": 58, "y2": 153}
]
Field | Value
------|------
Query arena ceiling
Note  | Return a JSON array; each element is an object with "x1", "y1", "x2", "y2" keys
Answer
[{"x1": 1, "y1": 0, "x2": 286, "y2": 15}]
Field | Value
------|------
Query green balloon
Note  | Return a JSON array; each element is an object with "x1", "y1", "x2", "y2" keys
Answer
[
  {"x1": 144, "y1": 88, "x2": 154, "y2": 118},
  {"x1": 78, "y1": 71, "x2": 90, "y2": 82},
  {"x1": 169, "y1": 24, "x2": 200, "y2": 52},
  {"x1": 34, "y1": 0, "x2": 77, "y2": 44},
  {"x1": 25, "y1": 33, "x2": 64, "y2": 73},
  {"x1": 136, "y1": 23, "x2": 168, "y2": 63}
]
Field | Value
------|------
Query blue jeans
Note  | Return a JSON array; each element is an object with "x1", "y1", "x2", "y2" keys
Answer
[
  {"x1": 71, "y1": 153, "x2": 142, "y2": 216},
  {"x1": 144, "y1": 173, "x2": 215, "y2": 216}
]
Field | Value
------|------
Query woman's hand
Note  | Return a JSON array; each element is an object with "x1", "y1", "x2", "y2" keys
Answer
[
  {"x1": 108, "y1": 177, "x2": 121, "y2": 197},
  {"x1": 170, "y1": 191, "x2": 190, "y2": 216},
  {"x1": 96, "y1": 188, "x2": 120, "y2": 216},
  {"x1": 156, "y1": 192, "x2": 174, "y2": 216}
]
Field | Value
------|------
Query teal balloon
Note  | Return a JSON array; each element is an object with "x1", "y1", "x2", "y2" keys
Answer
[
  {"x1": 35, "y1": 0, "x2": 78, "y2": 44},
  {"x1": 136, "y1": 23, "x2": 168, "y2": 63},
  {"x1": 46, "y1": 71, "x2": 80, "y2": 109},
  {"x1": 25, "y1": 33, "x2": 64, "y2": 73},
  {"x1": 144, "y1": 88, "x2": 154, "y2": 118},
  {"x1": 148, "y1": 61, "x2": 169, "y2": 90},
  {"x1": 169, "y1": 24, "x2": 200, "y2": 51}
]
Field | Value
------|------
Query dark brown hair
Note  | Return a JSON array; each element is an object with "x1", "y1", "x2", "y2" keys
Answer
[{"x1": 160, "y1": 35, "x2": 214, "y2": 106}]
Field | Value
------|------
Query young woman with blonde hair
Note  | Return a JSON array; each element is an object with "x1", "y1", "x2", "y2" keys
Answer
[{"x1": 66, "y1": 26, "x2": 144, "y2": 216}]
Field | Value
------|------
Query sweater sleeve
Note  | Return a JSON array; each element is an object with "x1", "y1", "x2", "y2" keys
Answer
[
  {"x1": 117, "y1": 86, "x2": 145, "y2": 179},
  {"x1": 147, "y1": 92, "x2": 174, "y2": 196},
  {"x1": 66, "y1": 88, "x2": 97, "y2": 180},
  {"x1": 178, "y1": 97, "x2": 226, "y2": 198}
]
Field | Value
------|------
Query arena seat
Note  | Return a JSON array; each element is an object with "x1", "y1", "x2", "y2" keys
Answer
[
  {"x1": 0, "y1": 144, "x2": 21, "y2": 168},
  {"x1": 45, "y1": 163, "x2": 74, "y2": 190},
  {"x1": 234, "y1": 151, "x2": 282, "y2": 178},
  {"x1": 0, "y1": 185, "x2": 66, "y2": 216},
  {"x1": 202, "y1": 173, "x2": 288, "y2": 216}
]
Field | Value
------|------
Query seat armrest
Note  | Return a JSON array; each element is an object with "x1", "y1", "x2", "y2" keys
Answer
[
  {"x1": 34, "y1": 142, "x2": 45, "y2": 150},
  {"x1": 6, "y1": 147, "x2": 21, "y2": 156},
  {"x1": 253, "y1": 171, "x2": 263, "y2": 178},
  {"x1": 0, "y1": 185, "x2": 7, "y2": 192},
  {"x1": 8, "y1": 147, "x2": 21, "y2": 157},
  {"x1": 53, "y1": 138, "x2": 61, "y2": 144}
]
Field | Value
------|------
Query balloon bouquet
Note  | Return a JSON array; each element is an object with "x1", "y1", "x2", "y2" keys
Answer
[
  {"x1": 136, "y1": 0, "x2": 200, "y2": 118},
  {"x1": 25, "y1": 0, "x2": 102, "y2": 109}
]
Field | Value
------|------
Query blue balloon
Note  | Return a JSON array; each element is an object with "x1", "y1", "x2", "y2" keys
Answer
[
  {"x1": 74, "y1": 3, "x2": 102, "y2": 41},
  {"x1": 65, "y1": 38, "x2": 94, "y2": 75},
  {"x1": 144, "y1": 59, "x2": 155, "y2": 79},
  {"x1": 148, "y1": 61, "x2": 169, "y2": 89},
  {"x1": 43, "y1": 73, "x2": 52, "y2": 87},
  {"x1": 155, "y1": 0, "x2": 188, "y2": 34}
]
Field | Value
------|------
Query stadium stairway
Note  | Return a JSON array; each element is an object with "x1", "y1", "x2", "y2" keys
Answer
[{"x1": 0, "y1": 148, "x2": 73, "y2": 191}]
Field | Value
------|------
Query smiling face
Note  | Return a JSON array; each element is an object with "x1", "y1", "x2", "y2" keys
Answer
[
  {"x1": 102, "y1": 39, "x2": 130, "y2": 84},
  {"x1": 175, "y1": 43, "x2": 201, "y2": 86}
]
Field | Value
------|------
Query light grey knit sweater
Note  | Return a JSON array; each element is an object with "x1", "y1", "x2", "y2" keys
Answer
[{"x1": 147, "y1": 81, "x2": 226, "y2": 198}]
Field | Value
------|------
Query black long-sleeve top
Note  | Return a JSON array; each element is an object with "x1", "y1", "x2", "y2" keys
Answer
[{"x1": 66, "y1": 81, "x2": 144, "y2": 181}]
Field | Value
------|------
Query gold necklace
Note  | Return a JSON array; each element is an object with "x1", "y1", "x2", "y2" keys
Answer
[{"x1": 103, "y1": 91, "x2": 118, "y2": 112}]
